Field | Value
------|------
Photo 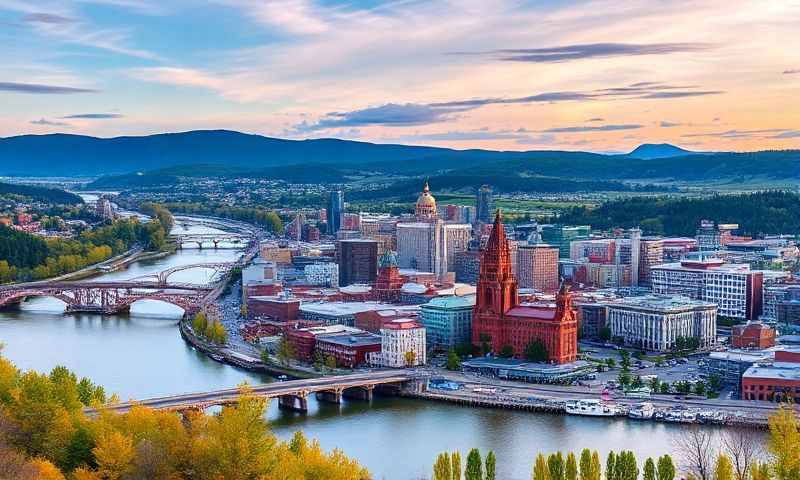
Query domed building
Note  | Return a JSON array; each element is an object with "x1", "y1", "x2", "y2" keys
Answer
[{"x1": 415, "y1": 182, "x2": 437, "y2": 220}]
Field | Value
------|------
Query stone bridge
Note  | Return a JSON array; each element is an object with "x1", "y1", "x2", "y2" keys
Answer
[
  {"x1": 0, "y1": 281, "x2": 214, "y2": 316},
  {"x1": 169, "y1": 233, "x2": 250, "y2": 249},
  {"x1": 129, "y1": 263, "x2": 234, "y2": 286},
  {"x1": 89, "y1": 371, "x2": 427, "y2": 414}
]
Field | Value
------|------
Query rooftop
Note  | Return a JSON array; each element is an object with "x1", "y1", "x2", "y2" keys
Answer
[
  {"x1": 422, "y1": 294, "x2": 476, "y2": 309},
  {"x1": 743, "y1": 362, "x2": 800, "y2": 381},
  {"x1": 300, "y1": 301, "x2": 400, "y2": 317},
  {"x1": 317, "y1": 332, "x2": 382, "y2": 347},
  {"x1": 609, "y1": 294, "x2": 717, "y2": 312}
]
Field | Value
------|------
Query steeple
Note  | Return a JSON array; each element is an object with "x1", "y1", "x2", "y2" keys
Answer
[
  {"x1": 555, "y1": 281, "x2": 573, "y2": 320},
  {"x1": 476, "y1": 208, "x2": 518, "y2": 315}
]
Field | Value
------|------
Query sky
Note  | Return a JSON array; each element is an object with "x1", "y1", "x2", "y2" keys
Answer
[{"x1": 1, "y1": 0, "x2": 799, "y2": 152}]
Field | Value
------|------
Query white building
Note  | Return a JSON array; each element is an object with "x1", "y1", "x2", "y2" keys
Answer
[
  {"x1": 396, "y1": 221, "x2": 471, "y2": 277},
  {"x1": 369, "y1": 318, "x2": 427, "y2": 367},
  {"x1": 606, "y1": 295, "x2": 717, "y2": 352},
  {"x1": 304, "y1": 262, "x2": 338, "y2": 287},
  {"x1": 650, "y1": 257, "x2": 764, "y2": 320}
]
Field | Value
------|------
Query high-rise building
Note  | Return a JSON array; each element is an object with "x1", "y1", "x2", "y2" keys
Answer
[
  {"x1": 337, "y1": 239, "x2": 378, "y2": 287},
  {"x1": 629, "y1": 228, "x2": 641, "y2": 286},
  {"x1": 471, "y1": 211, "x2": 578, "y2": 363},
  {"x1": 638, "y1": 238, "x2": 664, "y2": 287},
  {"x1": 476, "y1": 184, "x2": 493, "y2": 224},
  {"x1": 327, "y1": 190, "x2": 344, "y2": 234},
  {"x1": 517, "y1": 244, "x2": 559, "y2": 292}
]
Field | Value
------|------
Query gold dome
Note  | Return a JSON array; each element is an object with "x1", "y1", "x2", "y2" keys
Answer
[{"x1": 415, "y1": 181, "x2": 437, "y2": 218}]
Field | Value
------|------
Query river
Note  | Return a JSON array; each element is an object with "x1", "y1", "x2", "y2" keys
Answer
[{"x1": 0, "y1": 220, "x2": 731, "y2": 480}]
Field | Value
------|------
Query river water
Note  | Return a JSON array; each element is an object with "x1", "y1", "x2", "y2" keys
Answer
[{"x1": 0, "y1": 221, "x2": 727, "y2": 480}]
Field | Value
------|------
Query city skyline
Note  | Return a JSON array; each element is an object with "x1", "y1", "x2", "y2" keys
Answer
[{"x1": 1, "y1": 0, "x2": 799, "y2": 152}]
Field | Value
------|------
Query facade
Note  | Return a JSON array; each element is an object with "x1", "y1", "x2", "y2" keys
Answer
[
  {"x1": 315, "y1": 333, "x2": 382, "y2": 368},
  {"x1": 651, "y1": 258, "x2": 764, "y2": 320},
  {"x1": 420, "y1": 295, "x2": 476, "y2": 351},
  {"x1": 454, "y1": 249, "x2": 481, "y2": 284},
  {"x1": 475, "y1": 185, "x2": 493, "y2": 224},
  {"x1": 369, "y1": 319, "x2": 427, "y2": 367},
  {"x1": 575, "y1": 303, "x2": 608, "y2": 338},
  {"x1": 327, "y1": 190, "x2": 344, "y2": 234},
  {"x1": 605, "y1": 295, "x2": 717, "y2": 352},
  {"x1": 374, "y1": 250, "x2": 404, "y2": 302},
  {"x1": 762, "y1": 284, "x2": 800, "y2": 323},
  {"x1": 741, "y1": 350, "x2": 800, "y2": 402},
  {"x1": 247, "y1": 293, "x2": 300, "y2": 322},
  {"x1": 337, "y1": 239, "x2": 378, "y2": 287},
  {"x1": 638, "y1": 238, "x2": 664, "y2": 287},
  {"x1": 732, "y1": 322, "x2": 777, "y2": 349},
  {"x1": 471, "y1": 212, "x2": 578, "y2": 364},
  {"x1": 517, "y1": 244, "x2": 559, "y2": 292},
  {"x1": 705, "y1": 349, "x2": 774, "y2": 395}
]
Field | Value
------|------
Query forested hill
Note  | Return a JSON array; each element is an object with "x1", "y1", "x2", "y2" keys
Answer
[
  {"x1": 0, "y1": 182, "x2": 82, "y2": 204},
  {"x1": 559, "y1": 191, "x2": 800, "y2": 237},
  {"x1": 2, "y1": 130, "x2": 800, "y2": 182}
]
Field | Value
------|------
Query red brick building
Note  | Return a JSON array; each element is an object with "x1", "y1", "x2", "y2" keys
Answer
[
  {"x1": 247, "y1": 294, "x2": 301, "y2": 322},
  {"x1": 741, "y1": 350, "x2": 800, "y2": 402},
  {"x1": 374, "y1": 250, "x2": 404, "y2": 302},
  {"x1": 517, "y1": 244, "x2": 559, "y2": 292},
  {"x1": 472, "y1": 212, "x2": 578, "y2": 364},
  {"x1": 732, "y1": 322, "x2": 776, "y2": 349}
]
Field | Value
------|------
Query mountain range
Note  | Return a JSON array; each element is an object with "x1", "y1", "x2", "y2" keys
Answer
[{"x1": 1, "y1": 130, "x2": 798, "y2": 185}]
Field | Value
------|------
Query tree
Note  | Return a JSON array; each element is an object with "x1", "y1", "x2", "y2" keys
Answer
[
  {"x1": 567, "y1": 452, "x2": 578, "y2": 480},
  {"x1": 486, "y1": 451, "x2": 496, "y2": 480},
  {"x1": 767, "y1": 405, "x2": 800, "y2": 480},
  {"x1": 434, "y1": 452, "x2": 452, "y2": 480},
  {"x1": 620, "y1": 350, "x2": 631, "y2": 370},
  {"x1": 404, "y1": 350, "x2": 417, "y2": 367},
  {"x1": 499, "y1": 345, "x2": 514, "y2": 358},
  {"x1": 192, "y1": 312, "x2": 208, "y2": 335},
  {"x1": 599, "y1": 327, "x2": 612, "y2": 341},
  {"x1": 591, "y1": 451, "x2": 602, "y2": 480},
  {"x1": 708, "y1": 373, "x2": 723, "y2": 392},
  {"x1": 549, "y1": 452, "x2": 566, "y2": 480},
  {"x1": 276, "y1": 337, "x2": 295, "y2": 366},
  {"x1": 644, "y1": 458, "x2": 656, "y2": 480},
  {"x1": 715, "y1": 455, "x2": 735, "y2": 480},
  {"x1": 660, "y1": 382, "x2": 670, "y2": 394},
  {"x1": 750, "y1": 461, "x2": 772, "y2": 480},
  {"x1": 675, "y1": 427, "x2": 716, "y2": 480},
  {"x1": 525, "y1": 340, "x2": 548, "y2": 362},
  {"x1": 649, "y1": 377, "x2": 660, "y2": 393},
  {"x1": 93, "y1": 431, "x2": 136, "y2": 480},
  {"x1": 607, "y1": 452, "x2": 617, "y2": 480},
  {"x1": 694, "y1": 382, "x2": 707, "y2": 396},
  {"x1": 466, "y1": 448, "x2": 482, "y2": 480},
  {"x1": 722, "y1": 426, "x2": 763, "y2": 480},
  {"x1": 580, "y1": 449, "x2": 593, "y2": 480},
  {"x1": 452, "y1": 451, "x2": 462, "y2": 480},
  {"x1": 657, "y1": 455, "x2": 675, "y2": 480},
  {"x1": 632, "y1": 376, "x2": 643, "y2": 389},
  {"x1": 325, "y1": 355, "x2": 337, "y2": 370},
  {"x1": 534, "y1": 454, "x2": 552, "y2": 480},
  {"x1": 606, "y1": 358, "x2": 617, "y2": 369},
  {"x1": 618, "y1": 371, "x2": 632, "y2": 389},
  {"x1": 446, "y1": 350, "x2": 462, "y2": 371}
]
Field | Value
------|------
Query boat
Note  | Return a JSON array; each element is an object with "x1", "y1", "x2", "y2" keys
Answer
[
  {"x1": 565, "y1": 399, "x2": 618, "y2": 417},
  {"x1": 628, "y1": 402, "x2": 656, "y2": 420}
]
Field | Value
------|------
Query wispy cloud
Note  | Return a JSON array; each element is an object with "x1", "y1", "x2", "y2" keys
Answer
[
  {"x1": 30, "y1": 118, "x2": 70, "y2": 126},
  {"x1": 771, "y1": 130, "x2": 800, "y2": 139},
  {"x1": 784, "y1": 69, "x2": 800, "y2": 75},
  {"x1": 294, "y1": 103, "x2": 468, "y2": 131},
  {"x1": 660, "y1": 121, "x2": 682, "y2": 128},
  {"x1": 22, "y1": 12, "x2": 77, "y2": 24},
  {"x1": 0, "y1": 81, "x2": 97, "y2": 94},
  {"x1": 391, "y1": 128, "x2": 532, "y2": 142},
  {"x1": 586, "y1": 117, "x2": 604, "y2": 122},
  {"x1": 61, "y1": 113, "x2": 123, "y2": 119},
  {"x1": 542, "y1": 124, "x2": 643, "y2": 133},
  {"x1": 453, "y1": 42, "x2": 712, "y2": 63},
  {"x1": 682, "y1": 129, "x2": 791, "y2": 139}
]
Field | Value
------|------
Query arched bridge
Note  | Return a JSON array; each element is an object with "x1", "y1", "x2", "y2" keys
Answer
[
  {"x1": 89, "y1": 371, "x2": 428, "y2": 414},
  {"x1": 169, "y1": 233, "x2": 250, "y2": 249},
  {"x1": 129, "y1": 263, "x2": 234, "y2": 286},
  {"x1": 0, "y1": 281, "x2": 214, "y2": 316}
]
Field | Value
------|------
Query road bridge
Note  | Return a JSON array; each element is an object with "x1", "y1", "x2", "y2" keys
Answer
[
  {"x1": 0, "y1": 280, "x2": 214, "y2": 316},
  {"x1": 129, "y1": 263, "x2": 235, "y2": 286},
  {"x1": 90, "y1": 371, "x2": 426, "y2": 414},
  {"x1": 170, "y1": 233, "x2": 250, "y2": 249}
]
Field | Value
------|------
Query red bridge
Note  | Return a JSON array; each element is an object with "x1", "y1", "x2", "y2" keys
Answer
[
  {"x1": 0, "y1": 280, "x2": 215, "y2": 316},
  {"x1": 129, "y1": 262, "x2": 235, "y2": 286}
]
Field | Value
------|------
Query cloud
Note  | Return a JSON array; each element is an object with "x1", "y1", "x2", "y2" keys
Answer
[
  {"x1": 453, "y1": 42, "x2": 712, "y2": 63},
  {"x1": 0, "y1": 81, "x2": 97, "y2": 94},
  {"x1": 771, "y1": 130, "x2": 800, "y2": 139},
  {"x1": 61, "y1": 113, "x2": 123, "y2": 119},
  {"x1": 586, "y1": 117, "x2": 604, "y2": 122},
  {"x1": 30, "y1": 118, "x2": 70, "y2": 126},
  {"x1": 542, "y1": 124, "x2": 643, "y2": 133},
  {"x1": 660, "y1": 121, "x2": 682, "y2": 127},
  {"x1": 682, "y1": 129, "x2": 789, "y2": 139},
  {"x1": 783, "y1": 69, "x2": 800, "y2": 75},
  {"x1": 295, "y1": 103, "x2": 470, "y2": 131},
  {"x1": 393, "y1": 129, "x2": 532, "y2": 142},
  {"x1": 22, "y1": 13, "x2": 76, "y2": 24}
]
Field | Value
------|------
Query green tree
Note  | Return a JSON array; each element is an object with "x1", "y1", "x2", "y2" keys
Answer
[
  {"x1": 276, "y1": 337, "x2": 295, "y2": 366},
  {"x1": 591, "y1": 452, "x2": 602, "y2": 480},
  {"x1": 694, "y1": 382, "x2": 707, "y2": 396},
  {"x1": 486, "y1": 451, "x2": 496, "y2": 480},
  {"x1": 499, "y1": 345, "x2": 514, "y2": 358},
  {"x1": 644, "y1": 458, "x2": 656, "y2": 480},
  {"x1": 434, "y1": 452, "x2": 452, "y2": 480},
  {"x1": 446, "y1": 350, "x2": 462, "y2": 371},
  {"x1": 606, "y1": 358, "x2": 616, "y2": 369},
  {"x1": 580, "y1": 449, "x2": 593, "y2": 480},
  {"x1": 549, "y1": 452, "x2": 565, "y2": 480},
  {"x1": 657, "y1": 455, "x2": 675, "y2": 480},
  {"x1": 567, "y1": 452, "x2": 578, "y2": 480},
  {"x1": 649, "y1": 377, "x2": 660, "y2": 393},
  {"x1": 466, "y1": 448, "x2": 482, "y2": 480},
  {"x1": 325, "y1": 355, "x2": 337, "y2": 370},
  {"x1": 607, "y1": 452, "x2": 617, "y2": 480},
  {"x1": 526, "y1": 340, "x2": 548, "y2": 362}
]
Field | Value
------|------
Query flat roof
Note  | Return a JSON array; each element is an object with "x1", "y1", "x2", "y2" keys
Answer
[
  {"x1": 743, "y1": 363, "x2": 800, "y2": 381},
  {"x1": 609, "y1": 294, "x2": 717, "y2": 312},
  {"x1": 422, "y1": 294, "x2": 476, "y2": 309},
  {"x1": 300, "y1": 301, "x2": 400, "y2": 316},
  {"x1": 317, "y1": 332, "x2": 382, "y2": 347},
  {"x1": 463, "y1": 357, "x2": 592, "y2": 374}
]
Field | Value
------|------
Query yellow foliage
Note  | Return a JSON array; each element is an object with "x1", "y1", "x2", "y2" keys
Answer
[
  {"x1": 93, "y1": 431, "x2": 136, "y2": 480},
  {"x1": 30, "y1": 458, "x2": 66, "y2": 480}
]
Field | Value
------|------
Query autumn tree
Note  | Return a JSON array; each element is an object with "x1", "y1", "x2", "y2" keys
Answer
[
  {"x1": 567, "y1": 452, "x2": 578, "y2": 480},
  {"x1": 452, "y1": 451, "x2": 462, "y2": 480},
  {"x1": 534, "y1": 453, "x2": 552, "y2": 480},
  {"x1": 549, "y1": 452, "x2": 566, "y2": 480},
  {"x1": 434, "y1": 452, "x2": 452, "y2": 480},
  {"x1": 715, "y1": 454, "x2": 735, "y2": 480},
  {"x1": 657, "y1": 455, "x2": 676, "y2": 480},
  {"x1": 767, "y1": 406, "x2": 800, "y2": 480}
]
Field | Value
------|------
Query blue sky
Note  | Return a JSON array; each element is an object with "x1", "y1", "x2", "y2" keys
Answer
[{"x1": 1, "y1": 0, "x2": 799, "y2": 152}]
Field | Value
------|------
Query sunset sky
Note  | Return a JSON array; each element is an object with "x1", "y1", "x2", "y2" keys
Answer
[{"x1": 1, "y1": 0, "x2": 799, "y2": 152}]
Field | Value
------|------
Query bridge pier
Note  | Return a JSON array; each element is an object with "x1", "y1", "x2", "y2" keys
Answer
[
  {"x1": 213, "y1": 240, "x2": 220, "y2": 249},
  {"x1": 315, "y1": 388, "x2": 343, "y2": 404},
  {"x1": 195, "y1": 241, "x2": 204, "y2": 249},
  {"x1": 343, "y1": 385, "x2": 374, "y2": 402},
  {"x1": 278, "y1": 393, "x2": 308, "y2": 412}
]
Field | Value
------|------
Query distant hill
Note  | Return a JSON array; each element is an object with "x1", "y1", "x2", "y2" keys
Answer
[
  {"x1": 0, "y1": 181, "x2": 82, "y2": 204},
  {"x1": 627, "y1": 143, "x2": 694, "y2": 159},
  {"x1": 2, "y1": 130, "x2": 799, "y2": 183}
]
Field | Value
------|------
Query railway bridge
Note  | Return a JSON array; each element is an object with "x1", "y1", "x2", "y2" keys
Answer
[{"x1": 89, "y1": 371, "x2": 427, "y2": 414}]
